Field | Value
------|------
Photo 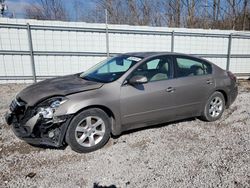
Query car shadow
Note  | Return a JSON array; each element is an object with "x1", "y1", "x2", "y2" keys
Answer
[
  {"x1": 28, "y1": 117, "x2": 197, "y2": 151},
  {"x1": 27, "y1": 143, "x2": 67, "y2": 150}
]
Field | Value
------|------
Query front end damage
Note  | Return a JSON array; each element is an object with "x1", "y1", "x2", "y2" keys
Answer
[{"x1": 5, "y1": 97, "x2": 72, "y2": 147}]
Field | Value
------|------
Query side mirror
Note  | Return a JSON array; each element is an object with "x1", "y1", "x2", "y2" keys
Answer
[{"x1": 128, "y1": 75, "x2": 148, "y2": 85}]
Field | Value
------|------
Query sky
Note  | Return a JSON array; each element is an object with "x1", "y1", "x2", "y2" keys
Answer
[{"x1": 3, "y1": 0, "x2": 95, "y2": 20}]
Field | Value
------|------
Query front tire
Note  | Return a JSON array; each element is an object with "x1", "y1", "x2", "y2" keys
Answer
[
  {"x1": 200, "y1": 91, "x2": 225, "y2": 122},
  {"x1": 66, "y1": 108, "x2": 111, "y2": 153}
]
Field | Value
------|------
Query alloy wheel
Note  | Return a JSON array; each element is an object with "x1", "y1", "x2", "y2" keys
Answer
[
  {"x1": 209, "y1": 96, "x2": 223, "y2": 118},
  {"x1": 75, "y1": 116, "x2": 105, "y2": 147}
]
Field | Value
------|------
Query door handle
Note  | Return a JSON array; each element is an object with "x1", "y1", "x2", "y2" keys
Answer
[
  {"x1": 206, "y1": 80, "x2": 213, "y2": 84},
  {"x1": 166, "y1": 87, "x2": 175, "y2": 92}
]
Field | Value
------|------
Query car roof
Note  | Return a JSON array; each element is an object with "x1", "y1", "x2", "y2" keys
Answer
[{"x1": 123, "y1": 51, "x2": 198, "y2": 59}]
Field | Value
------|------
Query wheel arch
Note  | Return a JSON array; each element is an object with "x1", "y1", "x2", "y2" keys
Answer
[
  {"x1": 215, "y1": 89, "x2": 228, "y2": 107},
  {"x1": 71, "y1": 105, "x2": 119, "y2": 135}
]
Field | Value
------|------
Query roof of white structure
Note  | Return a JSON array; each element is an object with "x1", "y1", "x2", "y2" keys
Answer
[{"x1": 1, "y1": 17, "x2": 250, "y2": 36}]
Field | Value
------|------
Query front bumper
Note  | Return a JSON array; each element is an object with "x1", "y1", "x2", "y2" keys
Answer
[{"x1": 5, "y1": 112, "x2": 72, "y2": 147}]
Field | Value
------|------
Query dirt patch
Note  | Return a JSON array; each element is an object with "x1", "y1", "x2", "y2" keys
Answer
[
  {"x1": 129, "y1": 138, "x2": 151, "y2": 149},
  {"x1": 0, "y1": 141, "x2": 42, "y2": 157},
  {"x1": 238, "y1": 79, "x2": 250, "y2": 92}
]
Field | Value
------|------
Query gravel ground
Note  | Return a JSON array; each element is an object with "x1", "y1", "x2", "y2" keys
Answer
[{"x1": 0, "y1": 81, "x2": 250, "y2": 188}]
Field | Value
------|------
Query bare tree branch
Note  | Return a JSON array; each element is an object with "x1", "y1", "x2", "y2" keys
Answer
[{"x1": 25, "y1": 0, "x2": 68, "y2": 21}]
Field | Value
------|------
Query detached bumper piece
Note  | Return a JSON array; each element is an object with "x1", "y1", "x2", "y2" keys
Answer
[{"x1": 5, "y1": 99, "x2": 72, "y2": 147}]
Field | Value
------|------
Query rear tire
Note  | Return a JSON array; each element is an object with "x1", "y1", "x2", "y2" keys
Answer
[
  {"x1": 66, "y1": 108, "x2": 111, "y2": 153},
  {"x1": 200, "y1": 91, "x2": 225, "y2": 122}
]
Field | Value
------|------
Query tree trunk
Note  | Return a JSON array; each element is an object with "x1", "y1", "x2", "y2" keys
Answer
[
  {"x1": 176, "y1": 0, "x2": 181, "y2": 27},
  {"x1": 232, "y1": 0, "x2": 236, "y2": 30},
  {"x1": 242, "y1": 0, "x2": 248, "y2": 30},
  {"x1": 213, "y1": 0, "x2": 217, "y2": 21},
  {"x1": 216, "y1": 0, "x2": 220, "y2": 21}
]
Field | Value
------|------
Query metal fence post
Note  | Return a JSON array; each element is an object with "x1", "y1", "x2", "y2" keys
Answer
[
  {"x1": 226, "y1": 34, "x2": 232, "y2": 71},
  {"x1": 171, "y1": 30, "x2": 175, "y2": 52},
  {"x1": 26, "y1": 23, "x2": 37, "y2": 83},
  {"x1": 105, "y1": 9, "x2": 110, "y2": 57}
]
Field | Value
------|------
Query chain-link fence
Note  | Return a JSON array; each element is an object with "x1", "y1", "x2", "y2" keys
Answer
[{"x1": 0, "y1": 18, "x2": 250, "y2": 83}]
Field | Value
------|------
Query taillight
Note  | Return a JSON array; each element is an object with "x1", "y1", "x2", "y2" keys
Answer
[{"x1": 227, "y1": 71, "x2": 237, "y2": 82}]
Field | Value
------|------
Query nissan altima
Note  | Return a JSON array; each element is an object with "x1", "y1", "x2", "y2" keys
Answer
[{"x1": 5, "y1": 52, "x2": 238, "y2": 153}]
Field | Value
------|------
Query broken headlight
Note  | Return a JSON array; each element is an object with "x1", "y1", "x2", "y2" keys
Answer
[{"x1": 37, "y1": 97, "x2": 68, "y2": 119}]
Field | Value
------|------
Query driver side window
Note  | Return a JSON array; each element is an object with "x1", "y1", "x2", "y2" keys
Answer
[{"x1": 131, "y1": 56, "x2": 172, "y2": 82}]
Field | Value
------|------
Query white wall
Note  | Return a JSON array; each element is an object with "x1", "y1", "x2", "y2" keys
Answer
[{"x1": 0, "y1": 18, "x2": 250, "y2": 83}]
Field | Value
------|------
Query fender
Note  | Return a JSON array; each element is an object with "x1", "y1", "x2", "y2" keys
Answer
[{"x1": 54, "y1": 83, "x2": 123, "y2": 135}]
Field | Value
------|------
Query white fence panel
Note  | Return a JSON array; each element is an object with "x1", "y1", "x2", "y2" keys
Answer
[
  {"x1": 109, "y1": 33, "x2": 172, "y2": 53},
  {"x1": 34, "y1": 56, "x2": 106, "y2": 76},
  {"x1": 0, "y1": 28, "x2": 29, "y2": 51},
  {"x1": 0, "y1": 17, "x2": 249, "y2": 83},
  {"x1": 174, "y1": 36, "x2": 229, "y2": 54},
  {"x1": 230, "y1": 58, "x2": 250, "y2": 73},
  {"x1": 231, "y1": 38, "x2": 250, "y2": 54}
]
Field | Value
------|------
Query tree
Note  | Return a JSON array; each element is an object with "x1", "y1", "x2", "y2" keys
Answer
[
  {"x1": 161, "y1": 0, "x2": 182, "y2": 27},
  {"x1": 22, "y1": 0, "x2": 249, "y2": 30},
  {"x1": 25, "y1": 0, "x2": 68, "y2": 21}
]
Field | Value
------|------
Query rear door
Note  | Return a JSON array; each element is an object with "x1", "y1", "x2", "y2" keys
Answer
[{"x1": 171, "y1": 55, "x2": 215, "y2": 119}]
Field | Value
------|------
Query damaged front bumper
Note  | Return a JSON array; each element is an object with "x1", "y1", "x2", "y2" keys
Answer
[{"x1": 5, "y1": 111, "x2": 73, "y2": 148}]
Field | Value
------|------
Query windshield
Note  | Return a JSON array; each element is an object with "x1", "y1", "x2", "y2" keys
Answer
[{"x1": 80, "y1": 55, "x2": 142, "y2": 83}]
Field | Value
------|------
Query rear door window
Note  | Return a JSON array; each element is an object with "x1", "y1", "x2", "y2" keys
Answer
[{"x1": 174, "y1": 56, "x2": 212, "y2": 78}]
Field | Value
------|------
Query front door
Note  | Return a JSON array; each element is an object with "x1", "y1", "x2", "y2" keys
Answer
[{"x1": 120, "y1": 55, "x2": 176, "y2": 130}]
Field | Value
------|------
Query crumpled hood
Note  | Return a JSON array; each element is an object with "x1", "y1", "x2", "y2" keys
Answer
[{"x1": 17, "y1": 74, "x2": 104, "y2": 106}]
